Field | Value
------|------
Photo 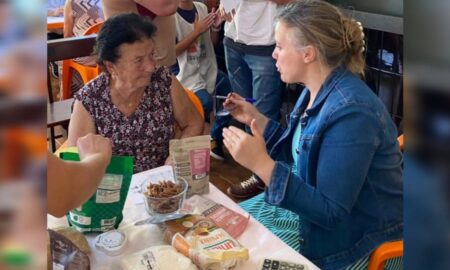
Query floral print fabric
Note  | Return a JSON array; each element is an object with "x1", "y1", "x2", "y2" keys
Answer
[{"x1": 75, "y1": 66, "x2": 175, "y2": 173}]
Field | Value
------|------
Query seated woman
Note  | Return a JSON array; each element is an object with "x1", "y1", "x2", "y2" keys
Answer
[
  {"x1": 67, "y1": 13, "x2": 204, "y2": 173},
  {"x1": 222, "y1": 1, "x2": 403, "y2": 269}
]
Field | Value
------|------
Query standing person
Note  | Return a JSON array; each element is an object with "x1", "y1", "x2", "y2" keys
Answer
[
  {"x1": 174, "y1": 0, "x2": 231, "y2": 160},
  {"x1": 222, "y1": 1, "x2": 403, "y2": 269},
  {"x1": 100, "y1": 0, "x2": 180, "y2": 67},
  {"x1": 222, "y1": 0, "x2": 291, "y2": 198}
]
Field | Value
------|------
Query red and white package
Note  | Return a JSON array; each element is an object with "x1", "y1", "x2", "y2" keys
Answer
[{"x1": 182, "y1": 195, "x2": 250, "y2": 238}]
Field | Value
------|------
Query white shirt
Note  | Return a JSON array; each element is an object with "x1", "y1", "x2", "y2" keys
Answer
[
  {"x1": 224, "y1": 0, "x2": 278, "y2": 46},
  {"x1": 175, "y1": 2, "x2": 218, "y2": 94}
]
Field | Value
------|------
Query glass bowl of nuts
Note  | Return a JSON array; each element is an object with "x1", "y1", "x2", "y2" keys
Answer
[{"x1": 141, "y1": 177, "x2": 188, "y2": 218}]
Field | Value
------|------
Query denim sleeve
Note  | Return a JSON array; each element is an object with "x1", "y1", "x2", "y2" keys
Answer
[
  {"x1": 265, "y1": 161, "x2": 291, "y2": 205},
  {"x1": 265, "y1": 104, "x2": 382, "y2": 229},
  {"x1": 263, "y1": 118, "x2": 286, "y2": 152}
]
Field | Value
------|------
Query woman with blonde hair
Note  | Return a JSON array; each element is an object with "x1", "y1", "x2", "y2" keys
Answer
[{"x1": 222, "y1": 0, "x2": 403, "y2": 269}]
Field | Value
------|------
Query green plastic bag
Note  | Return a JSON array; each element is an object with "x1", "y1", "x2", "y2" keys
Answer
[{"x1": 60, "y1": 152, "x2": 134, "y2": 233}]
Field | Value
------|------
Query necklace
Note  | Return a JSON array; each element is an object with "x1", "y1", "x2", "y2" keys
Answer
[{"x1": 111, "y1": 87, "x2": 142, "y2": 110}]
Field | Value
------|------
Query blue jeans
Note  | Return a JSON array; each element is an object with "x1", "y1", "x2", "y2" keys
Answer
[
  {"x1": 194, "y1": 70, "x2": 232, "y2": 145},
  {"x1": 224, "y1": 44, "x2": 282, "y2": 122}
]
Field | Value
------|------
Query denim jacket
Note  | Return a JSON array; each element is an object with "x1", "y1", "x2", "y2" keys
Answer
[{"x1": 263, "y1": 67, "x2": 403, "y2": 269}]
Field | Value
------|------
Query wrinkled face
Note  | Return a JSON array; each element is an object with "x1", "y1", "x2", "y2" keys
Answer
[
  {"x1": 106, "y1": 37, "x2": 156, "y2": 90},
  {"x1": 272, "y1": 22, "x2": 306, "y2": 84}
]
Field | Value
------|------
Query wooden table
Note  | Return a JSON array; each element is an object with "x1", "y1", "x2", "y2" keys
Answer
[
  {"x1": 47, "y1": 98, "x2": 73, "y2": 152},
  {"x1": 47, "y1": 16, "x2": 64, "y2": 30}
]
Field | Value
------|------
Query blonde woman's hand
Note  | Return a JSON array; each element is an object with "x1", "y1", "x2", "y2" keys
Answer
[
  {"x1": 223, "y1": 92, "x2": 261, "y2": 126},
  {"x1": 223, "y1": 119, "x2": 270, "y2": 173}
]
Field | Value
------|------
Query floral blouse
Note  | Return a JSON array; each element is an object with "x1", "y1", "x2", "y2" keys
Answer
[{"x1": 75, "y1": 66, "x2": 175, "y2": 173}]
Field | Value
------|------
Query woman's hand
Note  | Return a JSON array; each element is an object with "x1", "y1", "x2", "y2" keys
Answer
[
  {"x1": 223, "y1": 120, "x2": 274, "y2": 183},
  {"x1": 77, "y1": 133, "x2": 112, "y2": 165},
  {"x1": 193, "y1": 13, "x2": 215, "y2": 35},
  {"x1": 224, "y1": 92, "x2": 262, "y2": 126}
]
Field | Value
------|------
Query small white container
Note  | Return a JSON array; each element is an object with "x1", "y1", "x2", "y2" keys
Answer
[{"x1": 94, "y1": 230, "x2": 127, "y2": 256}]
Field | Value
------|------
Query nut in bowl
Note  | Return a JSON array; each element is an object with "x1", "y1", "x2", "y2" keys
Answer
[{"x1": 142, "y1": 177, "x2": 188, "y2": 217}]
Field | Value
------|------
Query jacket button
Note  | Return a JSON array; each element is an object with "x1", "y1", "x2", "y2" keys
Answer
[{"x1": 299, "y1": 238, "x2": 305, "y2": 245}]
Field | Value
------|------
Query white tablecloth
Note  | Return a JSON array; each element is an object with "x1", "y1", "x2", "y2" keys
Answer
[{"x1": 48, "y1": 167, "x2": 319, "y2": 270}]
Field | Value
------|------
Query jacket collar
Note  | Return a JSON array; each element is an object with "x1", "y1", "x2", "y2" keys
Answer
[{"x1": 304, "y1": 66, "x2": 347, "y2": 115}]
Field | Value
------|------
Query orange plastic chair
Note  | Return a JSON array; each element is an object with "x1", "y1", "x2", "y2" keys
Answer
[
  {"x1": 397, "y1": 134, "x2": 404, "y2": 151},
  {"x1": 61, "y1": 22, "x2": 103, "y2": 100},
  {"x1": 184, "y1": 88, "x2": 205, "y2": 120},
  {"x1": 368, "y1": 240, "x2": 403, "y2": 270}
]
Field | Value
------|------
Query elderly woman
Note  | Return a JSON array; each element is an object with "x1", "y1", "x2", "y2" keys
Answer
[
  {"x1": 67, "y1": 13, "x2": 203, "y2": 173},
  {"x1": 222, "y1": 1, "x2": 403, "y2": 269}
]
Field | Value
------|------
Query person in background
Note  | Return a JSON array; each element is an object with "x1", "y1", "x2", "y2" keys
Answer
[
  {"x1": 100, "y1": 0, "x2": 180, "y2": 67},
  {"x1": 63, "y1": 0, "x2": 104, "y2": 95},
  {"x1": 48, "y1": 133, "x2": 112, "y2": 217},
  {"x1": 47, "y1": 0, "x2": 65, "y2": 17},
  {"x1": 174, "y1": 0, "x2": 231, "y2": 160},
  {"x1": 222, "y1": 1, "x2": 403, "y2": 269},
  {"x1": 47, "y1": 0, "x2": 66, "y2": 78},
  {"x1": 221, "y1": 0, "x2": 292, "y2": 199},
  {"x1": 67, "y1": 13, "x2": 203, "y2": 173},
  {"x1": 63, "y1": 0, "x2": 104, "y2": 47}
]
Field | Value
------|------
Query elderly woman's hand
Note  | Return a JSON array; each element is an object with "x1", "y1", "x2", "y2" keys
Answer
[{"x1": 223, "y1": 120, "x2": 273, "y2": 178}]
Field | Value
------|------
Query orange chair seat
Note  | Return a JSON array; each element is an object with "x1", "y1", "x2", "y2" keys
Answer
[
  {"x1": 61, "y1": 60, "x2": 99, "y2": 99},
  {"x1": 368, "y1": 240, "x2": 403, "y2": 270},
  {"x1": 184, "y1": 88, "x2": 205, "y2": 119},
  {"x1": 60, "y1": 22, "x2": 103, "y2": 100}
]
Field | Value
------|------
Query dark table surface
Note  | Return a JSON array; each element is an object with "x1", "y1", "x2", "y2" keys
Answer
[{"x1": 47, "y1": 98, "x2": 73, "y2": 127}]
